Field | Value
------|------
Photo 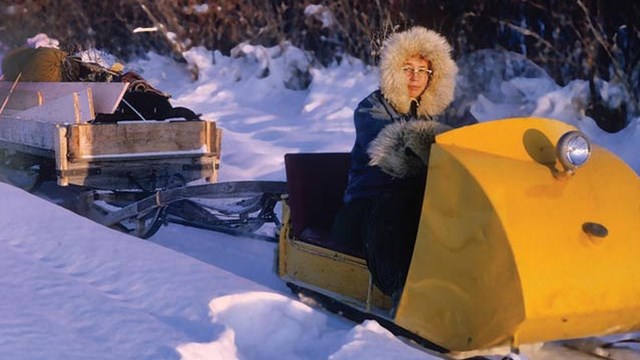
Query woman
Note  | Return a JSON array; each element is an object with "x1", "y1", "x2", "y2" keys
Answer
[{"x1": 333, "y1": 26, "x2": 458, "y2": 297}]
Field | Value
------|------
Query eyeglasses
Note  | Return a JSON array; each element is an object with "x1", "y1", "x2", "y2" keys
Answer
[{"x1": 402, "y1": 66, "x2": 433, "y2": 78}]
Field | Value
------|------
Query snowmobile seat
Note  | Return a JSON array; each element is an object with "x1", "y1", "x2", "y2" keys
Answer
[{"x1": 284, "y1": 153, "x2": 362, "y2": 258}]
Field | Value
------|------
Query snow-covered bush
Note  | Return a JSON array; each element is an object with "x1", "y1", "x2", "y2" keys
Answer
[
  {"x1": 442, "y1": 49, "x2": 553, "y2": 126},
  {"x1": 230, "y1": 42, "x2": 312, "y2": 90}
]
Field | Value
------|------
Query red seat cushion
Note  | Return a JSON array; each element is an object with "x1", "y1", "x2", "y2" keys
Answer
[{"x1": 284, "y1": 153, "x2": 353, "y2": 251}]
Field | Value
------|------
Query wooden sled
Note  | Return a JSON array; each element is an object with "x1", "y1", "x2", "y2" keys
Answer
[{"x1": 0, "y1": 81, "x2": 284, "y2": 240}]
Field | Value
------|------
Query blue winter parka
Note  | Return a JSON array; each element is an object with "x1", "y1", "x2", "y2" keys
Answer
[{"x1": 343, "y1": 90, "x2": 429, "y2": 203}]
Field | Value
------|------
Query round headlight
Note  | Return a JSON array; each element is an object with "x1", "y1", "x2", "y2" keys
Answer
[{"x1": 556, "y1": 131, "x2": 591, "y2": 172}]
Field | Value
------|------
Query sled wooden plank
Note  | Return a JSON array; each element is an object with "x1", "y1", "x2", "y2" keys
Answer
[
  {"x1": 54, "y1": 125, "x2": 70, "y2": 186},
  {"x1": 0, "y1": 82, "x2": 127, "y2": 114},
  {"x1": 0, "y1": 115, "x2": 57, "y2": 150},
  {"x1": 0, "y1": 89, "x2": 43, "y2": 111},
  {"x1": 11, "y1": 89, "x2": 94, "y2": 124},
  {"x1": 57, "y1": 155, "x2": 218, "y2": 189},
  {"x1": 67, "y1": 121, "x2": 219, "y2": 158}
]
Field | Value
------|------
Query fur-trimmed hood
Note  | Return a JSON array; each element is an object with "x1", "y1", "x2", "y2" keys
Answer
[{"x1": 379, "y1": 27, "x2": 458, "y2": 118}]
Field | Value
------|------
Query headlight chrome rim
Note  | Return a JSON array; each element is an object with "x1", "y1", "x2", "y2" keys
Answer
[{"x1": 556, "y1": 130, "x2": 591, "y2": 172}]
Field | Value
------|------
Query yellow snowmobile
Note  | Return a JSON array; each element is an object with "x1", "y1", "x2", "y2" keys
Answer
[{"x1": 278, "y1": 117, "x2": 640, "y2": 358}]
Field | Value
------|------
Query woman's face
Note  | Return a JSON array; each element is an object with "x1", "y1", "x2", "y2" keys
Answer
[{"x1": 402, "y1": 55, "x2": 431, "y2": 98}]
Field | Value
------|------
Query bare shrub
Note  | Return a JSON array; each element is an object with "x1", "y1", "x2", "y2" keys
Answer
[{"x1": 451, "y1": 0, "x2": 639, "y2": 131}]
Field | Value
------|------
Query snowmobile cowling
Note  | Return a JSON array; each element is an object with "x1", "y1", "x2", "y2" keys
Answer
[{"x1": 396, "y1": 117, "x2": 640, "y2": 351}]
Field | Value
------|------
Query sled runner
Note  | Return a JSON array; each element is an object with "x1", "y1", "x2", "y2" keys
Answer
[
  {"x1": 278, "y1": 118, "x2": 640, "y2": 359},
  {"x1": 0, "y1": 81, "x2": 285, "y2": 239}
]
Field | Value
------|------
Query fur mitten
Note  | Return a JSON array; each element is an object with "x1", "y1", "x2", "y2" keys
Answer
[{"x1": 367, "y1": 120, "x2": 451, "y2": 178}]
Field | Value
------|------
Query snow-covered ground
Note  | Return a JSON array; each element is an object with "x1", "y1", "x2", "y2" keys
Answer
[{"x1": 0, "y1": 39, "x2": 639, "y2": 360}]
